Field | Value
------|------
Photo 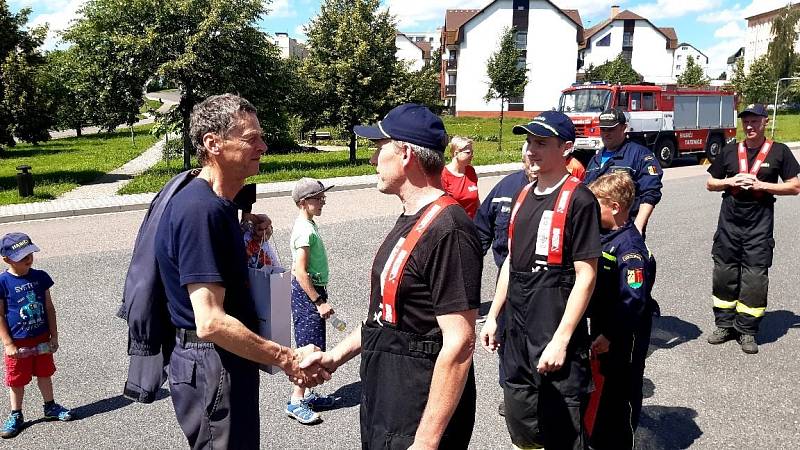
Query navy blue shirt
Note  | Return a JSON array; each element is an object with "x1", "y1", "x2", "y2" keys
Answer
[
  {"x1": 0, "y1": 269, "x2": 53, "y2": 339},
  {"x1": 155, "y1": 178, "x2": 255, "y2": 331},
  {"x1": 583, "y1": 140, "x2": 663, "y2": 219},
  {"x1": 589, "y1": 221, "x2": 654, "y2": 343},
  {"x1": 473, "y1": 170, "x2": 529, "y2": 268}
]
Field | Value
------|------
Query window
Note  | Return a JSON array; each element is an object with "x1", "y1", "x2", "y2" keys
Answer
[
  {"x1": 643, "y1": 93, "x2": 655, "y2": 110},
  {"x1": 630, "y1": 92, "x2": 642, "y2": 111},
  {"x1": 677, "y1": 54, "x2": 682, "y2": 60},
  {"x1": 448, "y1": 74, "x2": 456, "y2": 85},
  {"x1": 516, "y1": 56, "x2": 526, "y2": 70},
  {"x1": 596, "y1": 34, "x2": 611, "y2": 47},
  {"x1": 515, "y1": 32, "x2": 528, "y2": 49},
  {"x1": 682, "y1": 46, "x2": 688, "y2": 50},
  {"x1": 676, "y1": 64, "x2": 681, "y2": 70},
  {"x1": 622, "y1": 32, "x2": 633, "y2": 47},
  {"x1": 616, "y1": 92, "x2": 629, "y2": 111}
]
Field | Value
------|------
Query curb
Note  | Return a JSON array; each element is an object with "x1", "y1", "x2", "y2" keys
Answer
[{"x1": 2, "y1": 143, "x2": 798, "y2": 224}]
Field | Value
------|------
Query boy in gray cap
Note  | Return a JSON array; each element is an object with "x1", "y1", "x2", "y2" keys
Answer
[{"x1": 286, "y1": 178, "x2": 337, "y2": 424}]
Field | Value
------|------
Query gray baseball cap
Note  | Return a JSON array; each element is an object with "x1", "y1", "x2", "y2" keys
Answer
[{"x1": 292, "y1": 178, "x2": 333, "y2": 203}]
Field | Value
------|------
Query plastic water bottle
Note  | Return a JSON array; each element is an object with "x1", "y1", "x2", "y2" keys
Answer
[
  {"x1": 16, "y1": 343, "x2": 50, "y2": 358},
  {"x1": 328, "y1": 314, "x2": 347, "y2": 332}
]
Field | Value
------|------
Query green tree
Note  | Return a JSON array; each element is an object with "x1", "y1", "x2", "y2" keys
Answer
[
  {"x1": 45, "y1": 48, "x2": 93, "y2": 137},
  {"x1": 303, "y1": 0, "x2": 396, "y2": 163},
  {"x1": 767, "y1": 5, "x2": 800, "y2": 81},
  {"x1": 484, "y1": 27, "x2": 527, "y2": 151},
  {"x1": 588, "y1": 54, "x2": 643, "y2": 84},
  {"x1": 388, "y1": 47, "x2": 444, "y2": 114},
  {"x1": 64, "y1": 0, "x2": 289, "y2": 169},
  {"x1": 742, "y1": 55, "x2": 775, "y2": 104},
  {"x1": 729, "y1": 58, "x2": 746, "y2": 98},
  {"x1": 0, "y1": 2, "x2": 51, "y2": 150},
  {"x1": 677, "y1": 56, "x2": 709, "y2": 85}
]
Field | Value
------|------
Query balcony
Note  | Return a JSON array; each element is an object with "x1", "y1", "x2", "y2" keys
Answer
[
  {"x1": 446, "y1": 85, "x2": 457, "y2": 96},
  {"x1": 446, "y1": 59, "x2": 458, "y2": 71}
]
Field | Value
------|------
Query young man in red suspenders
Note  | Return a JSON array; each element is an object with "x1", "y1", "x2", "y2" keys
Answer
[
  {"x1": 480, "y1": 111, "x2": 601, "y2": 450},
  {"x1": 706, "y1": 104, "x2": 800, "y2": 354},
  {"x1": 301, "y1": 104, "x2": 482, "y2": 449}
]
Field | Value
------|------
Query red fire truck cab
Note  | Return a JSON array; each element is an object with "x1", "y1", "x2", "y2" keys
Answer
[{"x1": 559, "y1": 82, "x2": 737, "y2": 167}]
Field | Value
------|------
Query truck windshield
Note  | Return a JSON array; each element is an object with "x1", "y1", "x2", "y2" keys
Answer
[{"x1": 559, "y1": 89, "x2": 611, "y2": 113}]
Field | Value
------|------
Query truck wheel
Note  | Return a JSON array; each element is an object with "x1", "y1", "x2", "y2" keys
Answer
[
  {"x1": 655, "y1": 138, "x2": 675, "y2": 168},
  {"x1": 705, "y1": 135, "x2": 723, "y2": 162}
]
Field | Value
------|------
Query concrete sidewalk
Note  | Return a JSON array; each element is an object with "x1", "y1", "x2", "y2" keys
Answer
[{"x1": 2, "y1": 143, "x2": 798, "y2": 224}]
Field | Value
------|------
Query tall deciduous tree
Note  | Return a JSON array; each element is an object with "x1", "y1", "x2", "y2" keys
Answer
[
  {"x1": 388, "y1": 47, "x2": 444, "y2": 114},
  {"x1": 485, "y1": 27, "x2": 527, "y2": 151},
  {"x1": 0, "y1": 2, "x2": 51, "y2": 150},
  {"x1": 45, "y1": 48, "x2": 92, "y2": 137},
  {"x1": 742, "y1": 56, "x2": 775, "y2": 104},
  {"x1": 586, "y1": 54, "x2": 643, "y2": 84},
  {"x1": 64, "y1": 0, "x2": 288, "y2": 169},
  {"x1": 677, "y1": 56, "x2": 709, "y2": 86},
  {"x1": 303, "y1": 0, "x2": 396, "y2": 163},
  {"x1": 767, "y1": 5, "x2": 800, "y2": 82},
  {"x1": 729, "y1": 58, "x2": 746, "y2": 98}
]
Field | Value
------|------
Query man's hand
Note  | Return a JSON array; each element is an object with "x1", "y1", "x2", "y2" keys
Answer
[
  {"x1": 316, "y1": 302, "x2": 334, "y2": 320},
  {"x1": 407, "y1": 441, "x2": 437, "y2": 450},
  {"x1": 591, "y1": 335, "x2": 610, "y2": 355},
  {"x1": 299, "y1": 350, "x2": 340, "y2": 376},
  {"x1": 285, "y1": 344, "x2": 331, "y2": 388},
  {"x1": 731, "y1": 173, "x2": 756, "y2": 189},
  {"x1": 242, "y1": 213, "x2": 273, "y2": 241},
  {"x1": 479, "y1": 317, "x2": 499, "y2": 352},
  {"x1": 4, "y1": 343, "x2": 17, "y2": 358},
  {"x1": 537, "y1": 339, "x2": 567, "y2": 373}
]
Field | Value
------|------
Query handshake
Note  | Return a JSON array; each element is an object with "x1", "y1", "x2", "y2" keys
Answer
[{"x1": 283, "y1": 345, "x2": 340, "y2": 388}]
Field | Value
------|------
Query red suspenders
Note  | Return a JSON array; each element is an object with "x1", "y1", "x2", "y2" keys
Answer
[
  {"x1": 738, "y1": 140, "x2": 773, "y2": 175},
  {"x1": 380, "y1": 195, "x2": 459, "y2": 324},
  {"x1": 508, "y1": 176, "x2": 582, "y2": 266}
]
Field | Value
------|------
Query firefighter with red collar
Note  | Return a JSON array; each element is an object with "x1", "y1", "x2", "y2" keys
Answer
[
  {"x1": 480, "y1": 111, "x2": 601, "y2": 450},
  {"x1": 706, "y1": 104, "x2": 800, "y2": 354}
]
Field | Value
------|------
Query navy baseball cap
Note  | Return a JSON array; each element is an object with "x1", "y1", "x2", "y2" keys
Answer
[
  {"x1": 512, "y1": 111, "x2": 576, "y2": 142},
  {"x1": 353, "y1": 103, "x2": 449, "y2": 152},
  {"x1": 738, "y1": 103, "x2": 768, "y2": 118},
  {"x1": 1, "y1": 232, "x2": 40, "y2": 262}
]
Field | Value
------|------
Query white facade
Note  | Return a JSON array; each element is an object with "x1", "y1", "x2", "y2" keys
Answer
[
  {"x1": 673, "y1": 44, "x2": 708, "y2": 79},
  {"x1": 745, "y1": 5, "x2": 800, "y2": 71},
  {"x1": 581, "y1": 20, "x2": 675, "y2": 83},
  {"x1": 274, "y1": 33, "x2": 307, "y2": 59},
  {"x1": 403, "y1": 30, "x2": 442, "y2": 53},
  {"x1": 451, "y1": 0, "x2": 579, "y2": 113},
  {"x1": 396, "y1": 34, "x2": 425, "y2": 72}
]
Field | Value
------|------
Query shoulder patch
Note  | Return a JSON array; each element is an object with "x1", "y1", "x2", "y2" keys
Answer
[
  {"x1": 647, "y1": 165, "x2": 658, "y2": 175},
  {"x1": 644, "y1": 155, "x2": 654, "y2": 162},
  {"x1": 621, "y1": 252, "x2": 643, "y2": 262},
  {"x1": 627, "y1": 268, "x2": 644, "y2": 289}
]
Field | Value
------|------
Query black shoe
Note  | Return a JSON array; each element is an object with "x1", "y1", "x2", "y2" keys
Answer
[
  {"x1": 498, "y1": 402, "x2": 505, "y2": 417},
  {"x1": 707, "y1": 327, "x2": 737, "y2": 345},
  {"x1": 738, "y1": 334, "x2": 759, "y2": 354}
]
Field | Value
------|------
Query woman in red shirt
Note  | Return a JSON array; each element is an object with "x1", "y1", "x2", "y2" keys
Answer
[{"x1": 441, "y1": 136, "x2": 480, "y2": 218}]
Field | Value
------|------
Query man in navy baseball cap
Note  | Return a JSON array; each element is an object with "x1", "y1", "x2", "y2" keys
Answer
[
  {"x1": 737, "y1": 103, "x2": 769, "y2": 118},
  {"x1": 0, "y1": 232, "x2": 40, "y2": 262},
  {"x1": 512, "y1": 110, "x2": 577, "y2": 142},
  {"x1": 353, "y1": 103, "x2": 449, "y2": 152}
]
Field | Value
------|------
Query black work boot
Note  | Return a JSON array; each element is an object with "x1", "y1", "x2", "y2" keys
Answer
[
  {"x1": 707, "y1": 327, "x2": 738, "y2": 344},
  {"x1": 738, "y1": 334, "x2": 759, "y2": 354}
]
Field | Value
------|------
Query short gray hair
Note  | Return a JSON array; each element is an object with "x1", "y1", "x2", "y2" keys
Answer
[
  {"x1": 190, "y1": 94, "x2": 257, "y2": 165},
  {"x1": 397, "y1": 140, "x2": 444, "y2": 176}
]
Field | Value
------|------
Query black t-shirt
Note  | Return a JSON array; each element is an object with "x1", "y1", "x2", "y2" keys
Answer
[
  {"x1": 510, "y1": 180, "x2": 601, "y2": 272},
  {"x1": 708, "y1": 141, "x2": 800, "y2": 204},
  {"x1": 366, "y1": 199, "x2": 483, "y2": 336},
  {"x1": 155, "y1": 178, "x2": 255, "y2": 330}
]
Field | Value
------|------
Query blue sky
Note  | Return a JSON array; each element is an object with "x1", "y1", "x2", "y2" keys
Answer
[{"x1": 8, "y1": 0, "x2": 795, "y2": 76}]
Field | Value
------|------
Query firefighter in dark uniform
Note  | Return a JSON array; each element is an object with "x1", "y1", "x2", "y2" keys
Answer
[
  {"x1": 583, "y1": 108, "x2": 663, "y2": 236},
  {"x1": 480, "y1": 111, "x2": 601, "y2": 450},
  {"x1": 586, "y1": 172, "x2": 657, "y2": 450},
  {"x1": 301, "y1": 104, "x2": 481, "y2": 449},
  {"x1": 706, "y1": 103, "x2": 800, "y2": 354}
]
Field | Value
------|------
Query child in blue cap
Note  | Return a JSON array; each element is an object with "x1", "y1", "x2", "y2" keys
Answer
[{"x1": 0, "y1": 233, "x2": 73, "y2": 439}]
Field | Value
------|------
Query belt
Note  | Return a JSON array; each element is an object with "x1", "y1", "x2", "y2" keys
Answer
[{"x1": 176, "y1": 328, "x2": 209, "y2": 345}]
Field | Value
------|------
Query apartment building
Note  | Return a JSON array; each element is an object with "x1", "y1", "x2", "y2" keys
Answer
[{"x1": 744, "y1": 3, "x2": 800, "y2": 71}]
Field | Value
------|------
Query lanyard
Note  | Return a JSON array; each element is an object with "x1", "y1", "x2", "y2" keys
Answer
[
  {"x1": 738, "y1": 140, "x2": 773, "y2": 175},
  {"x1": 508, "y1": 176, "x2": 582, "y2": 266},
  {"x1": 380, "y1": 195, "x2": 459, "y2": 325}
]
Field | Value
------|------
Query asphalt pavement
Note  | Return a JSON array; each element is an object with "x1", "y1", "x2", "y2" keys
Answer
[{"x1": 0, "y1": 167, "x2": 798, "y2": 449}]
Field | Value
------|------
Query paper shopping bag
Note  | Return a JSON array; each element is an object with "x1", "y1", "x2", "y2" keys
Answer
[{"x1": 248, "y1": 266, "x2": 291, "y2": 374}]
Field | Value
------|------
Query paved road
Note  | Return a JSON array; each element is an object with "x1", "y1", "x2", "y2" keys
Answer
[{"x1": 0, "y1": 170, "x2": 799, "y2": 449}]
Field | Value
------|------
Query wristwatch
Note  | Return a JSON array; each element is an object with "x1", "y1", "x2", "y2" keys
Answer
[{"x1": 313, "y1": 293, "x2": 328, "y2": 306}]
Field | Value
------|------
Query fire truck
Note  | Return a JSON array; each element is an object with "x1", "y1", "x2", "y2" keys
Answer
[{"x1": 558, "y1": 82, "x2": 738, "y2": 167}]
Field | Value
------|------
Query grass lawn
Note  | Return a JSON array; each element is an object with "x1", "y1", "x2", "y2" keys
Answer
[
  {"x1": 0, "y1": 126, "x2": 158, "y2": 205},
  {"x1": 120, "y1": 116, "x2": 530, "y2": 195}
]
